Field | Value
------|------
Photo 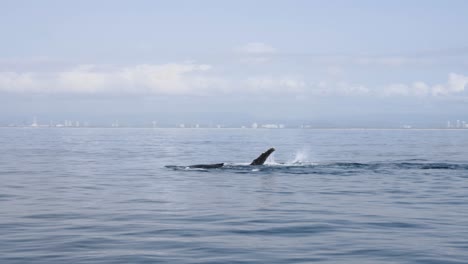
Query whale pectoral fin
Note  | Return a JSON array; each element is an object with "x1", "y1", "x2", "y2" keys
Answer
[{"x1": 250, "y1": 147, "x2": 275, "y2": 165}]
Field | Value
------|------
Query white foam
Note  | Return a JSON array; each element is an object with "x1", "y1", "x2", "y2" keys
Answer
[
  {"x1": 264, "y1": 153, "x2": 279, "y2": 165},
  {"x1": 290, "y1": 149, "x2": 309, "y2": 164}
]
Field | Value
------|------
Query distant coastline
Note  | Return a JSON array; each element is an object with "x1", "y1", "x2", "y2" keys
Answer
[{"x1": 1, "y1": 126, "x2": 467, "y2": 130}]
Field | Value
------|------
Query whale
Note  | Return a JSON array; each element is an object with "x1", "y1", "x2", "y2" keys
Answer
[
  {"x1": 187, "y1": 148, "x2": 275, "y2": 169},
  {"x1": 188, "y1": 163, "x2": 225, "y2": 169},
  {"x1": 250, "y1": 147, "x2": 275, "y2": 165}
]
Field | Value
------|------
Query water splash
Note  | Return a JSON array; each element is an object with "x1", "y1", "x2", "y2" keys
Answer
[
  {"x1": 264, "y1": 153, "x2": 278, "y2": 165},
  {"x1": 291, "y1": 149, "x2": 310, "y2": 164},
  {"x1": 167, "y1": 161, "x2": 468, "y2": 172}
]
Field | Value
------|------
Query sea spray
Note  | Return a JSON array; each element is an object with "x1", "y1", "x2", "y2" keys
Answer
[
  {"x1": 291, "y1": 149, "x2": 310, "y2": 164},
  {"x1": 264, "y1": 153, "x2": 277, "y2": 165}
]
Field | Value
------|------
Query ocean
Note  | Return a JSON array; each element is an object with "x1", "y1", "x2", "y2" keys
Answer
[{"x1": 1, "y1": 128, "x2": 467, "y2": 263}]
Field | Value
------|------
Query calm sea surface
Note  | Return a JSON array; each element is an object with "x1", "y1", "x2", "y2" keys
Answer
[{"x1": 1, "y1": 128, "x2": 467, "y2": 264}]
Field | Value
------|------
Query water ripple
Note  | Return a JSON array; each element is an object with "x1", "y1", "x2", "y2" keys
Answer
[{"x1": 1, "y1": 128, "x2": 468, "y2": 263}]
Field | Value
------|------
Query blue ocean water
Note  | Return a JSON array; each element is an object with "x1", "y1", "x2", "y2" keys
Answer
[{"x1": 1, "y1": 128, "x2": 467, "y2": 264}]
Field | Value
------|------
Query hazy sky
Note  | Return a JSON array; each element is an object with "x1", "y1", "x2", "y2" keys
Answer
[{"x1": 1, "y1": 0, "x2": 468, "y2": 126}]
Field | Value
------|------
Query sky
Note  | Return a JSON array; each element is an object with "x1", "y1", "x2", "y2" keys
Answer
[{"x1": 1, "y1": 0, "x2": 468, "y2": 127}]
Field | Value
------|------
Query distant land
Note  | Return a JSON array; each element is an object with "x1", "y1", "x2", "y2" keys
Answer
[{"x1": 1, "y1": 118, "x2": 468, "y2": 130}]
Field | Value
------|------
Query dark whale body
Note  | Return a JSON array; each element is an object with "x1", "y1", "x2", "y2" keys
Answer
[
  {"x1": 187, "y1": 148, "x2": 275, "y2": 169},
  {"x1": 188, "y1": 163, "x2": 225, "y2": 169},
  {"x1": 250, "y1": 148, "x2": 276, "y2": 165}
]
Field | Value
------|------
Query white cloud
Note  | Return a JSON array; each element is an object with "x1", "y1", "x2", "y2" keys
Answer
[
  {"x1": 383, "y1": 73, "x2": 468, "y2": 97},
  {"x1": 244, "y1": 75, "x2": 306, "y2": 94},
  {"x1": 0, "y1": 63, "x2": 224, "y2": 95},
  {"x1": 335, "y1": 82, "x2": 370, "y2": 95},
  {"x1": 57, "y1": 65, "x2": 112, "y2": 93},
  {"x1": 412, "y1": 81, "x2": 430, "y2": 96},
  {"x1": 1, "y1": 61, "x2": 466, "y2": 99},
  {"x1": 243, "y1": 77, "x2": 370, "y2": 97},
  {"x1": 119, "y1": 63, "x2": 216, "y2": 95},
  {"x1": 431, "y1": 72, "x2": 468, "y2": 96},
  {"x1": 0, "y1": 72, "x2": 40, "y2": 93},
  {"x1": 383, "y1": 84, "x2": 410, "y2": 96},
  {"x1": 310, "y1": 80, "x2": 369, "y2": 96},
  {"x1": 446, "y1": 73, "x2": 468, "y2": 92}
]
